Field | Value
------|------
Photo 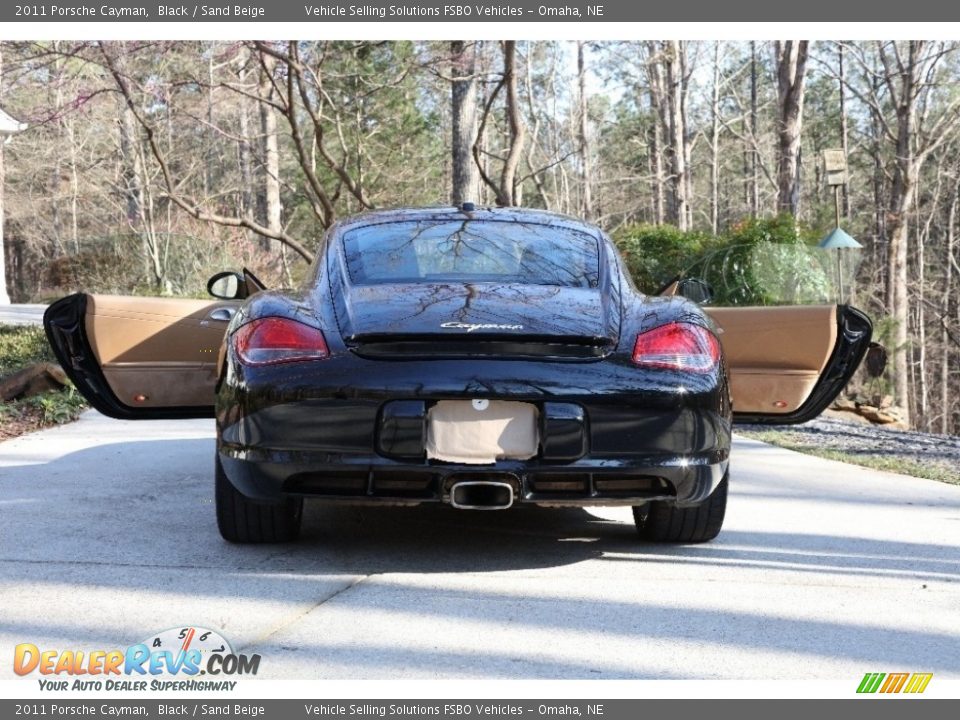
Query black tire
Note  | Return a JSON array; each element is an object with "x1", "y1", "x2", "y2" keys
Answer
[
  {"x1": 633, "y1": 473, "x2": 728, "y2": 543},
  {"x1": 215, "y1": 456, "x2": 303, "y2": 543}
]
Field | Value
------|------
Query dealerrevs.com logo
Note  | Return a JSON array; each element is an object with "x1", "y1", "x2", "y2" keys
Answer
[{"x1": 14, "y1": 626, "x2": 260, "y2": 692}]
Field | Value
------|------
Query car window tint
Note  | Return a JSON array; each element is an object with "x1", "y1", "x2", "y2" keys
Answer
[{"x1": 342, "y1": 220, "x2": 600, "y2": 288}]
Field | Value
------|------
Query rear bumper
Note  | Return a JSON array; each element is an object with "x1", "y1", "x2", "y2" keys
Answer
[
  {"x1": 216, "y1": 355, "x2": 731, "y2": 508},
  {"x1": 218, "y1": 449, "x2": 728, "y2": 508}
]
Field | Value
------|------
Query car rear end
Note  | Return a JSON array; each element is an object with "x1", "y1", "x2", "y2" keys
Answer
[{"x1": 215, "y1": 209, "x2": 731, "y2": 515}]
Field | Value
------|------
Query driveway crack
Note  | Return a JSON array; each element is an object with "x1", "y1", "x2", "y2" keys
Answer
[{"x1": 238, "y1": 574, "x2": 370, "y2": 653}]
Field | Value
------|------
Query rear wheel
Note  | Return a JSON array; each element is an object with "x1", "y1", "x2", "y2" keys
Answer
[
  {"x1": 633, "y1": 473, "x2": 727, "y2": 543},
  {"x1": 215, "y1": 456, "x2": 303, "y2": 543}
]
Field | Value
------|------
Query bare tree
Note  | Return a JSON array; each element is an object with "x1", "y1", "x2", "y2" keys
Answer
[
  {"x1": 642, "y1": 41, "x2": 689, "y2": 228},
  {"x1": 838, "y1": 41, "x2": 850, "y2": 219},
  {"x1": 257, "y1": 51, "x2": 282, "y2": 249},
  {"x1": 450, "y1": 40, "x2": 479, "y2": 206},
  {"x1": 100, "y1": 41, "x2": 313, "y2": 260},
  {"x1": 474, "y1": 41, "x2": 527, "y2": 207},
  {"x1": 840, "y1": 40, "x2": 960, "y2": 425},
  {"x1": 774, "y1": 40, "x2": 809, "y2": 216},
  {"x1": 942, "y1": 164, "x2": 959, "y2": 433},
  {"x1": 709, "y1": 42, "x2": 722, "y2": 234},
  {"x1": 665, "y1": 41, "x2": 689, "y2": 229},
  {"x1": 644, "y1": 42, "x2": 666, "y2": 224},
  {"x1": 99, "y1": 40, "x2": 418, "y2": 262},
  {"x1": 749, "y1": 41, "x2": 760, "y2": 216},
  {"x1": 235, "y1": 48, "x2": 256, "y2": 238},
  {"x1": 577, "y1": 41, "x2": 593, "y2": 221},
  {"x1": 499, "y1": 41, "x2": 526, "y2": 206},
  {"x1": 7, "y1": 39, "x2": 960, "y2": 433}
]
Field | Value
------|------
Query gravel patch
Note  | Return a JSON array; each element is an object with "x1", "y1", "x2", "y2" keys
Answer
[{"x1": 737, "y1": 416, "x2": 960, "y2": 485}]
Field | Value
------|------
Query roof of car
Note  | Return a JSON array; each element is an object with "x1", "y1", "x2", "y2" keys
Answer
[{"x1": 330, "y1": 206, "x2": 603, "y2": 236}]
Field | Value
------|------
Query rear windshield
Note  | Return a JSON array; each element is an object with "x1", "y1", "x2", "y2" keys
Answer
[{"x1": 342, "y1": 220, "x2": 600, "y2": 288}]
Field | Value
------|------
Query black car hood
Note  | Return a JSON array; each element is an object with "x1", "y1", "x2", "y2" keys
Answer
[{"x1": 334, "y1": 281, "x2": 618, "y2": 345}]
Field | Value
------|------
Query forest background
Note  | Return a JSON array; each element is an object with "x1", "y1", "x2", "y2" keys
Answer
[{"x1": 1, "y1": 40, "x2": 957, "y2": 433}]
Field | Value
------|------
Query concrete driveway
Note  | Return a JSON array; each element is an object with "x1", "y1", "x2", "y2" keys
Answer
[
  {"x1": 0, "y1": 304, "x2": 46, "y2": 326},
  {"x1": 0, "y1": 410, "x2": 958, "y2": 680}
]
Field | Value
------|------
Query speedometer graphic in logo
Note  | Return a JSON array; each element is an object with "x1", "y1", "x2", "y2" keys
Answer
[{"x1": 141, "y1": 626, "x2": 232, "y2": 669}]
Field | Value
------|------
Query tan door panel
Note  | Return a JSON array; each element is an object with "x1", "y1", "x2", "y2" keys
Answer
[
  {"x1": 705, "y1": 305, "x2": 837, "y2": 415},
  {"x1": 85, "y1": 294, "x2": 239, "y2": 409}
]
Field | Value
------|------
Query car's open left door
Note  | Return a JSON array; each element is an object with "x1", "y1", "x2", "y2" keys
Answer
[
  {"x1": 44, "y1": 293, "x2": 240, "y2": 420},
  {"x1": 704, "y1": 304, "x2": 872, "y2": 424}
]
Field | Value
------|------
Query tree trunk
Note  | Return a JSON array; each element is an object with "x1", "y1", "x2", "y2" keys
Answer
[
  {"x1": 749, "y1": 41, "x2": 759, "y2": 216},
  {"x1": 942, "y1": 179, "x2": 957, "y2": 434},
  {"x1": 67, "y1": 118, "x2": 80, "y2": 254},
  {"x1": 774, "y1": 40, "x2": 809, "y2": 216},
  {"x1": 917, "y1": 199, "x2": 929, "y2": 429},
  {"x1": 0, "y1": 44, "x2": 6, "y2": 305},
  {"x1": 680, "y1": 44, "x2": 693, "y2": 230},
  {"x1": 134, "y1": 117, "x2": 164, "y2": 290},
  {"x1": 884, "y1": 41, "x2": 923, "y2": 428},
  {"x1": 237, "y1": 51, "x2": 255, "y2": 239},
  {"x1": 499, "y1": 41, "x2": 526, "y2": 207},
  {"x1": 710, "y1": 42, "x2": 721, "y2": 234},
  {"x1": 869, "y1": 71, "x2": 886, "y2": 284},
  {"x1": 577, "y1": 41, "x2": 593, "y2": 221},
  {"x1": 258, "y1": 54, "x2": 282, "y2": 249},
  {"x1": 645, "y1": 42, "x2": 668, "y2": 224},
  {"x1": 50, "y1": 45, "x2": 65, "y2": 257},
  {"x1": 523, "y1": 50, "x2": 551, "y2": 210},
  {"x1": 116, "y1": 81, "x2": 151, "y2": 282},
  {"x1": 665, "y1": 41, "x2": 688, "y2": 230},
  {"x1": 647, "y1": 87, "x2": 664, "y2": 222},
  {"x1": 887, "y1": 153, "x2": 917, "y2": 427},
  {"x1": 450, "y1": 40, "x2": 479, "y2": 207},
  {"x1": 0, "y1": 137, "x2": 7, "y2": 305},
  {"x1": 838, "y1": 42, "x2": 850, "y2": 219},
  {"x1": 119, "y1": 103, "x2": 143, "y2": 228},
  {"x1": 204, "y1": 50, "x2": 213, "y2": 198}
]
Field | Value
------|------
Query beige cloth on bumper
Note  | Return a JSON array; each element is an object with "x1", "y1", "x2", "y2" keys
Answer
[{"x1": 426, "y1": 400, "x2": 539, "y2": 464}]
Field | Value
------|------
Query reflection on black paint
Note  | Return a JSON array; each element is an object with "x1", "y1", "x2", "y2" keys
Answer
[
  {"x1": 336, "y1": 281, "x2": 616, "y2": 344},
  {"x1": 342, "y1": 220, "x2": 600, "y2": 288}
]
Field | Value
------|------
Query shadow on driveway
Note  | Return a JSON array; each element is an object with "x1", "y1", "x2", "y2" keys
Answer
[{"x1": 2, "y1": 435, "x2": 960, "y2": 677}]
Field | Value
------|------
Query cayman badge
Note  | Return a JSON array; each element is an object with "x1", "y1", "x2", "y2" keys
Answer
[{"x1": 440, "y1": 321, "x2": 524, "y2": 332}]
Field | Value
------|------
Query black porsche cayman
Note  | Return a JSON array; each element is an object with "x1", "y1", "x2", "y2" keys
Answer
[{"x1": 44, "y1": 206, "x2": 872, "y2": 544}]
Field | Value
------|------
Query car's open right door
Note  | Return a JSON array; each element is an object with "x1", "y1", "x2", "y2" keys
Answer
[{"x1": 704, "y1": 304, "x2": 872, "y2": 424}]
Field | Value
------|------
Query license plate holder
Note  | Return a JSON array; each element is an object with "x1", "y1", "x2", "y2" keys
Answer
[{"x1": 426, "y1": 400, "x2": 539, "y2": 464}]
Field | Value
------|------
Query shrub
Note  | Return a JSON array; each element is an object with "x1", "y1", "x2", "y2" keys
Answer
[
  {"x1": 696, "y1": 216, "x2": 833, "y2": 306},
  {"x1": 0, "y1": 324, "x2": 55, "y2": 376},
  {"x1": 613, "y1": 224, "x2": 711, "y2": 293},
  {"x1": 616, "y1": 216, "x2": 835, "y2": 306}
]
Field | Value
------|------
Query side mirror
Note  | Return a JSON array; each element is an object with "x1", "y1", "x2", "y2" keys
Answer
[
  {"x1": 677, "y1": 278, "x2": 714, "y2": 305},
  {"x1": 207, "y1": 271, "x2": 247, "y2": 300}
]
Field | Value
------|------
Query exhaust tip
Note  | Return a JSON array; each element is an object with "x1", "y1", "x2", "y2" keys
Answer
[{"x1": 450, "y1": 481, "x2": 514, "y2": 510}]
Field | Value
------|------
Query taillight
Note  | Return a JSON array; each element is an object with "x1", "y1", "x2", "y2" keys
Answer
[
  {"x1": 234, "y1": 317, "x2": 329, "y2": 366},
  {"x1": 631, "y1": 322, "x2": 719, "y2": 373}
]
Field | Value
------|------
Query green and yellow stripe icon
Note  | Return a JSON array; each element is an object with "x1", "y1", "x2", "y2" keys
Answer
[{"x1": 857, "y1": 672, "x2": 933, "y2": 694}]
